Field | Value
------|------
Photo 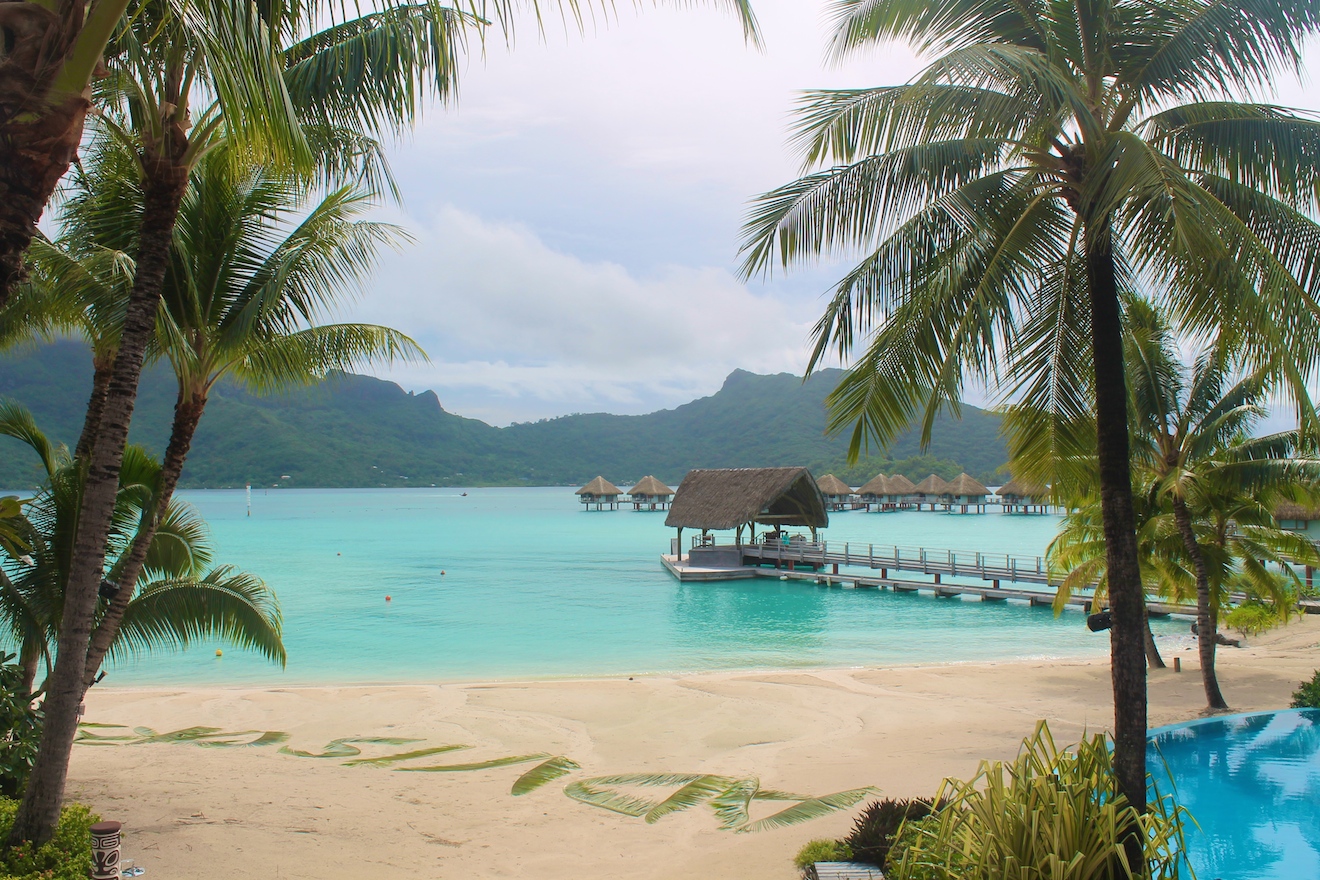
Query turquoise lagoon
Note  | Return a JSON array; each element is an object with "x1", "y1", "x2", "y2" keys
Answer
[{"x1": 104, "y1": 487, "x2": 1185, "y2": 686}]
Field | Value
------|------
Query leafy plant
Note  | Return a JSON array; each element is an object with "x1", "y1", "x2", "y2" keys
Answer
[
  {"x1": 794, "y1": 839, "x2": 853, "y2": 874},
  {"x1": 1291, "y1": 671, "x2": 1320, "y2": 709},
  {"x1": 845, "y1": 798, "x2": 939, "y2": 869},
  {"x1": 885, "y1": 722, "x2": 1191, "y2": 880},
  {"x1": 0, "y1": 655, "x2": 41, "y2": 798},
  {"x1": 0, "y1": 798, "x2": 96, "y2": 880},
  {"x1": 1225, "y1": 600, "x2": 1293, "y2": 638}
]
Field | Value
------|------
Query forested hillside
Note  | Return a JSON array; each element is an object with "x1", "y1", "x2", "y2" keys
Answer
[{"x1": 0, "y1": 341, "x2": 1008, "y2": 488}]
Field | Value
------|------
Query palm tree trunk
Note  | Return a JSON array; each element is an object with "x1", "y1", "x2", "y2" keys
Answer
[
  {"x1": 83, "y1": 389, "x2": 207, "y2": 689},
  {"x1": 19, "y1": 641, "x2": 41, "y2": 699},
  {"x1": 1085, "y1": 223, "x2": 1147, "y2": 820},
  {"x1": 1171, "y1": 498, "x2": 1227, "y2": 709},
  {"x1": 0, "y1": 86, "x2": 90, "y2": 308},
  {"x1": 74, "y1": 361, "x2": 114, "y2": 461},
  {"x1": 1144, "y1": 612, "x2": 1165, "y2": 669},
  {"x1": 7, "y1": 152, "x2": 190, "y2": 847}
]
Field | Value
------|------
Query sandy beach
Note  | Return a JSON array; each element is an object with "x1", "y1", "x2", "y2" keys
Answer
[{"x1": 72, "y1": 618, "x2": 1320, "y2": 879}]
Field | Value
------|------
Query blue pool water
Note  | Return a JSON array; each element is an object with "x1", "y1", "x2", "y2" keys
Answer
[
  {"x1": 80, "y1": 487, "x2": 1184, "y2": 685},
  {"x1": 1150, "y1": 709, "x2": 1320, "y2": 880}
]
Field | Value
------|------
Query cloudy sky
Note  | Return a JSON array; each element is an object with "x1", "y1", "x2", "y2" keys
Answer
[{"x1": 344, "y1": 0, "x2": 1320, "y2": 426}]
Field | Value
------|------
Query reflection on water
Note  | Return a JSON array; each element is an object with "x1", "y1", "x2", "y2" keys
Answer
[
  {"x1": 99, "y1": 488, "x2": 1184, "y2": 685},
  {"x1": 1149, "y1": 709, "x2": 1320, "y2": 880}
]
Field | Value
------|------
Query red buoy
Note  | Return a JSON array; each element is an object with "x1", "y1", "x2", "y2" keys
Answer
[{"x1": 385, "y1": 595, "x2": 391, "y2": 602}]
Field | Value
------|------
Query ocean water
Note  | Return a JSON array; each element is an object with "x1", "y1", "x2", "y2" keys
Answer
[{"x1": 100, "y1": 487, "x2": 1184, "y2": 686}]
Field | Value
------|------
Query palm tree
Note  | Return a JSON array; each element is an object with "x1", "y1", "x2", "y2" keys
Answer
[
  {"x1": 1122, "y1": 299, "x2": 1320, "y2": 707},
  {"x1": 10, "y1": 0, "x2": 760, "y2": 845},
  {"x1": 0, "y1": 402, "x2": 284, "y2": 697},
  {"x1": 740, "y1": 0, "x2": 1320, "y2": 813},
  {"x1": 61, "y1": 143, "x2": 422, "y2": 689}
]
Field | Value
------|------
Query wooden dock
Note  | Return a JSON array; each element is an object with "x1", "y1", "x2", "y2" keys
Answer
[{"x1": 662, "y1": 540, "x2": 1320, "y2": 616}]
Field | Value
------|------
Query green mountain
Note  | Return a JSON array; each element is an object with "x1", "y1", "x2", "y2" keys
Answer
[{"x1": 0, "y1": 340, "x2": 1008, "y2": 489}]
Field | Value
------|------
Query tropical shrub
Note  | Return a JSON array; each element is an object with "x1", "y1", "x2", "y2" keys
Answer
[
  {"x1": 885, "y1": 722, "x2": 1191, "y2": 880},
  {"x1": 1291, "y1": 671, "x2": 1320, "y2": 709},
  {"x1": 0, "y1": 655, "x2": 41, "y2": 798},
  {"x1": 794, "y1": 839, "x2": 852, "y2": 875},
  {"x1": 0, "y1": 798, "x2": 95, "y2": 879},
  {"x1": 1225, "y1": 600, "x2": 1293, "y2": 639},
  {"x1": 845, "y1": 797, "x2": 937, "y2": 868}
]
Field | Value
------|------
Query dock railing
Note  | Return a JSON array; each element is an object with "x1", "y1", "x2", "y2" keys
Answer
[{"x1": 715, "y1": 539, "x2": 1054, "y2": 586}]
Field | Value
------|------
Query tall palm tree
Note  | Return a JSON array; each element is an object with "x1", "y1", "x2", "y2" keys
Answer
[
  {"x1": 63, "y1": 143, "x2": 423, "y2": 689},
  {"x1": 10, "y1": 0, "x2": 760, "y2": 845},
  {"x1": 1122, "y1": 299, "x2": 1320, "y2": 707},
  {"x1": 740, "y1": 0, "x2": 1320, "y2": 813},
  {"x1": 0, "y1": 402, "x2": 284, "y2": 696}
]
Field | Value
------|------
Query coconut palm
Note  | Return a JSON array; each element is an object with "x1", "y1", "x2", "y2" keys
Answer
[
  {"x1": 11, "y1": 0, "x2": 760, "y2": 844},
  {"x1": 0, "y1": 402, "x2": 284, "y2": 697},
  {"x1": 60, "y1": 142, "x2": 423, "y2": 690},
  {"x1": 1122, "y1": 299, "x2": 1320, "y2": 707},
  {"x1": 740, "y1": 0, "x2": 1320, "y2": 810}
]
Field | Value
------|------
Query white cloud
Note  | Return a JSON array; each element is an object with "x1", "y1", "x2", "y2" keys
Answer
[{"x1": 350, "y1": 206, "x2": 814, "y2": 423}]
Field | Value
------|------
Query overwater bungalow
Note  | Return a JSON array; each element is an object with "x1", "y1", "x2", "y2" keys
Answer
[
  {"x1": 816, "y1": 474, "x2": 856, "y2": 511},
  {"x1": 913, "y1": 474, "x2": 950, "y2": 511},
  {"x1": 887, "y1": 474, "x2": 918, "y2": 509},
  {"x1": 664, "y1": 467, "x2": 829, "y2": 564},
  {"x1": 941, "y1": 473, "x2": 990, "y2": 513},
  {"x1": 997, "y1": 477, "x2": 1052, "y2": 514},
  {"x1": 1277, "y1": 502, "x2": 1319, "y2": 588},
  {"x1": 628, "y1": 475, "x2": 674, "y2": 511},
  {"x1": 858, "y1": 473, "x2": 893, "y2": 511},
  {"x1": 576, "y1": 476, "x2": 624, "y2": 510}
]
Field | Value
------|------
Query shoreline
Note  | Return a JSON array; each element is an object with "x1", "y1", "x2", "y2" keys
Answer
[{"x1": 70, "y1": 617, "x2": 1320, "y2": 880}]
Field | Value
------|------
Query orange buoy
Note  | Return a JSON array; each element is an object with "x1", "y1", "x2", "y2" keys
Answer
[
  {"x1": 385, "y1": 595, "x2": 392, "y2": 602},
  {"x1": 215, "y1": 649, "x2": 223, "y2": 657}
]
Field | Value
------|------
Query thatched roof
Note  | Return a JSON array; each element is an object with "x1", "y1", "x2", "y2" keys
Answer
[
  {"x1": 997, "y1": 477, "x2": 1047, "y2": 499},
  {"x1": 914, "y1": 474, "x2": 949, "y2": 495},
  {"x1": 944, "y1": 473, "x2": 990, "y2": 497},
  {"x1": 1276, "y1": 501, "x2": 1320, "y2": 521},
  {"x1": 665, "y1": 467, "x2": 829, "y2": 531},
  {"x1": 576, "y1": 476, "x2": 623, "y2": 496},
  {"x1": 816, "y1": 474, "x2": 854, "y2": 496},
  {"x1": 887, "y1": 474, "x2": 918, "y2": 494},
  {"x1": 858, "y1": 474, "x2": 891, "y2": 496},
  {"x1": 629, "y1": 475, "x2": 673, "y2": 497}
]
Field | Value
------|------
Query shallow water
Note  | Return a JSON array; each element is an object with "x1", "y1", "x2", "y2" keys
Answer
[{"x1": 99, "y1": 487, "x2": 1181, "y2": 685}]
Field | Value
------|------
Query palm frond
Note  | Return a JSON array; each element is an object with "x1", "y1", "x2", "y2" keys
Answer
[{"x1": 511, "y1": 756, "x2": 582, "y2": 796}]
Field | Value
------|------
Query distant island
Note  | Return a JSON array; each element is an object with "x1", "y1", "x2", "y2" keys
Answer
[{"x1": 0, "y1": 340, "x2": 1008, "y2": 489}]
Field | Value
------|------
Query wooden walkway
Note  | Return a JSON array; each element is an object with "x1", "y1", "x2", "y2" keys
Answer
[{"x1": 662, "y1": 541, "x2": 1320, "y2": 616}]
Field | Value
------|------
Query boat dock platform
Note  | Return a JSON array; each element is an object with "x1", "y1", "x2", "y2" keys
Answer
[{"x1": 661, "y1": 540, "x2": 1320, "y2": 616}]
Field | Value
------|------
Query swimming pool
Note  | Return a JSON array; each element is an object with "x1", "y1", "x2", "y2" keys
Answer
[{"x1": 1149, "y1": 709, "x2": 1320, "y2": 880}]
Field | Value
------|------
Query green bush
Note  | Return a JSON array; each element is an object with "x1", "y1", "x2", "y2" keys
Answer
[
  {"x1": 0, "y1": 798, "x2": 97, "y2": 880},
  {"x1": 845, "y1": 797, "x2": 938, "y2": 868},
  {"x1": 0, "y1": 655, "x2": 42, "y2": 799},
  {"x1": 793, "y1": 838, "x2": 853, "y2": 873},
  {"x1": 1224, "y1": 601, "x2": 1291, "y2": 638},
  {"x1": 1291, "y1": 670, "x2": 1320, "y2": 709},
  {"x1": 885, "y1": 721, "x2": 1191, "y2": 880}
]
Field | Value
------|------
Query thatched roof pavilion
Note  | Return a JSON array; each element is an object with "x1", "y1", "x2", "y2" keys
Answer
[
  {"x1": 942, "y1": 473, "x2": 990, "y2": 513},
  {"x1": 997, "y1": 477, "x2": 1052, "y2": 513},
  {"x1": 666, "y1": 468, "x2": 828, "y2": 552},
  {"x1": 628, "y1": 475, "x2": 674, "y2": 510},
  {"x1": 887, "y1": 474, "x2": 918, "y2": 495},
  {"x1": 944, "y1": 473, "x2": 989, "y2": 498},
  {"x1": 1276, "y1": 501, "x2": 1320, "y2": 526},
  {"x1": 577, "y1": 476, "x2": 624, "y2": 510},
  {"x1": 858, "y1": 474, "x2": 891, "y2": 498},
  {"x1": 914, "y1": 474, "x2": 948, "y2": 494}
]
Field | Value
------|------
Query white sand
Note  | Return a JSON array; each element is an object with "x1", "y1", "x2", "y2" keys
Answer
[{"x1": 71, "y1": 617, "x2": 1320, "y2": 879}]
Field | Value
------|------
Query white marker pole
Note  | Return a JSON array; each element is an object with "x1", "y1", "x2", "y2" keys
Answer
[{"x1": 246, "y1": 483, "x2": 252, "y2": 517}]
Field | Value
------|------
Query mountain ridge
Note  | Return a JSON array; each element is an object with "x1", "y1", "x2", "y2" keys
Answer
[{"x1": 0, "y1": 340, "x2": 1009, "y2": 489}]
